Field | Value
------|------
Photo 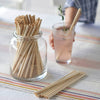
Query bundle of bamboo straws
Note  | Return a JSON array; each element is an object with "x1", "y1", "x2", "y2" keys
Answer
[
  {"x1": 35, "y1": 70, "x2": 86, "y2": 98},
  {"x1": 11, "y1": 15, "x2": 43, "y2": 79}
]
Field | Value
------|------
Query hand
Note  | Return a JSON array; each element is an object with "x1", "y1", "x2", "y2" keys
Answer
[
  {"x1": 49, "y1": 32, "x2": 76, "y2": 50},
  {"x1": 49, "y1": 26, "x2": 69, "y2": 50},
  {"x1": 49, "y1": 33, "x2": 55, "y2": 49}
]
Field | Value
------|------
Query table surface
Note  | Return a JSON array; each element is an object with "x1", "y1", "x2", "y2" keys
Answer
[{"x1": 0, "y1": 9, "x2": 100, "y2": 100}]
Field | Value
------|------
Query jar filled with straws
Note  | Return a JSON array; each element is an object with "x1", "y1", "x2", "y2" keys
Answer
[{"x1": 9, "y1": 15, "x2": 47, "y2": 81}]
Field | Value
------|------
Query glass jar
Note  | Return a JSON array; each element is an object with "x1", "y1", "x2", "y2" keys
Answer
[{"x1": 9, "y1": 31, "x2": 47, "y2": 81}]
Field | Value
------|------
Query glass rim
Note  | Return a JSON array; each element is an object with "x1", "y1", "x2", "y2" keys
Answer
[
  {"x1": 13, "y1": 31, "x2": 42, "y2": 39},
  {"x1": 52, "y1": 22, "x2": 74, "y2": 31}
]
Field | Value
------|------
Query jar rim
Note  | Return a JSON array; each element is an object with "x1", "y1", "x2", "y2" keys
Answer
[{"x1": 13, "y1": 31, "x2": 42, "y2": 39}]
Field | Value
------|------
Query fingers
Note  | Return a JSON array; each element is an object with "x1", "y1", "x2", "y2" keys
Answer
[
  {"x1": 49, "y1": 31, "x2": 75, "y2": 49},
  {"x1": 49, "y1": 33, "x2": 55, "y2": 49}
]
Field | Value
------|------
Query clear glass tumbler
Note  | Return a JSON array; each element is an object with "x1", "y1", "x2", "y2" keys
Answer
[
  {"x1": 9, "y1": 31, "x2": 47, "y2": 81},
  {"x1": 52, "y1": 22, "x2": 74, "y2": 64}
]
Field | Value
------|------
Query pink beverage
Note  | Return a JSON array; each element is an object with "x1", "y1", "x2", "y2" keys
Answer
[{"x1": 52, "y1": 22, "x2": 74, "y2": 64}]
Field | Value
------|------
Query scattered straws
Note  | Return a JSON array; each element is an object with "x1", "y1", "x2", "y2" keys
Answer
[{"x1": 11, "y1": 15, "x2": 43, "y2": 80}]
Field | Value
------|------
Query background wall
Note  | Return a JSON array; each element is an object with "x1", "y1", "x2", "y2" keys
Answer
[
  {"x1": 0, "y1": 0, "x2": 100, "y2": 22},
  {"x1": 23, "y1": 0, "x2": 100, "y2": 22}
]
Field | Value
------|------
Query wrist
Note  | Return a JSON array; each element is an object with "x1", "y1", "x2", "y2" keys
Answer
[{"x1": 65, "y1": 7, "x2": 78, "y2": 25}]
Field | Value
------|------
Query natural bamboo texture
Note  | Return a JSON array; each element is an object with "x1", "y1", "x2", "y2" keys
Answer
[
  {"x1": 70, "y1": 8, "x2": 81, "y2": 31},
  {"x1": 12, "y1": 15, "x2": 43, "y2": 79},
  {"x1": 34, "y1": 70, "x2": 86, "y2": 98}
]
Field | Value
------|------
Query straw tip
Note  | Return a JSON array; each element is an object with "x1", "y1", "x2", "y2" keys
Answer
[{"x1": 78, "y1": 8, "x2": 82, "y2": 13}]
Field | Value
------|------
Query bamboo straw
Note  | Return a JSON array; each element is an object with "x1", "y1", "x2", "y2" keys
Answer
[
  {"x1": 27, "y1": 25, "x2": 33, "y2": 36},
  {"x1": 24, "y1": 52, "x2": 33, "y2": 78},
  {"x1": 35, "y1": 71, "x2": 86, "y2": 98},
  {"x1": 35, "y1": 43, "x2": 43, "y2": 75},
  {"x1": 25, "y1": 15, "x2": 29, "y2": 24},
  {"x1": 34, "y1": 19, "x2": 42, "y2": 35},
  {"x1": 16, "y1": 56, "x2": 26, "y2": 78},
  {"x1": 29, "y1": 50, "x2": 35, "y2": 78},
  {"x1": 27, "y1": 42, "x2": 36, "y2": 78},
  {"x1": 32, "y1": 15, "x2": 35, "y2": 23},
  {"x1": 27, "y1": 15, "x2": 31, "y2": 24},
  {"x1": 21, "y1": 25, "x2": 27, "y2": 36},
  {"x1": 24, "y1": 25, "x2": 29, "y2": 36},
  {"x1": 19, "y1": 24, "x2": 23, "y2": 35},
  {"x1": 70, "y1": 8, "x2": 81, "y2": 31}
]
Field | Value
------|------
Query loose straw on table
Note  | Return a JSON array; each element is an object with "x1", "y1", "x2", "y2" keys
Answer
[
  {"x1": 12, "y1": 15, "x2": 43, "y2": 79},
  {"x1": 56, "y1": 8, "x2": 81, "y2": 60},
  {"x1": 34, "y1": 70, "x2": 86, "y2": 98}
]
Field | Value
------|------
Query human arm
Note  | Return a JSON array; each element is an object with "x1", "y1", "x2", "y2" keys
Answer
[
  {"x1": 49, "y1": 7, "x2": 78, "y2": 49},
  {"x1": 49, "y1": 0, "x2": 80, "y2": 49}
]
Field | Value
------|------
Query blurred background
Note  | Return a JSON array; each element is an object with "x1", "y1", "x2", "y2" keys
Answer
[
  {"x1": 0, "y1": 0, "x2": 66, "y2": 14},
  {"x1": 0, "y1": 0, "x2": 100, "y2": 24}
]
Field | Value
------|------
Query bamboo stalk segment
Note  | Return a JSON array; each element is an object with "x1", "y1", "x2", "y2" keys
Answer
[
  {"x1": 34, "y1": 71, "x2": 86, "y2": 98},
  {"x1": 12, "y1": 15, "x2": 43, "y2": 80}
]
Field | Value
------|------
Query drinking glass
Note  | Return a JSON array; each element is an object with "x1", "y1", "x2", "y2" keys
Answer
[{"x1": 52, "y1": 22, "x2": 74, "y2": 64}]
